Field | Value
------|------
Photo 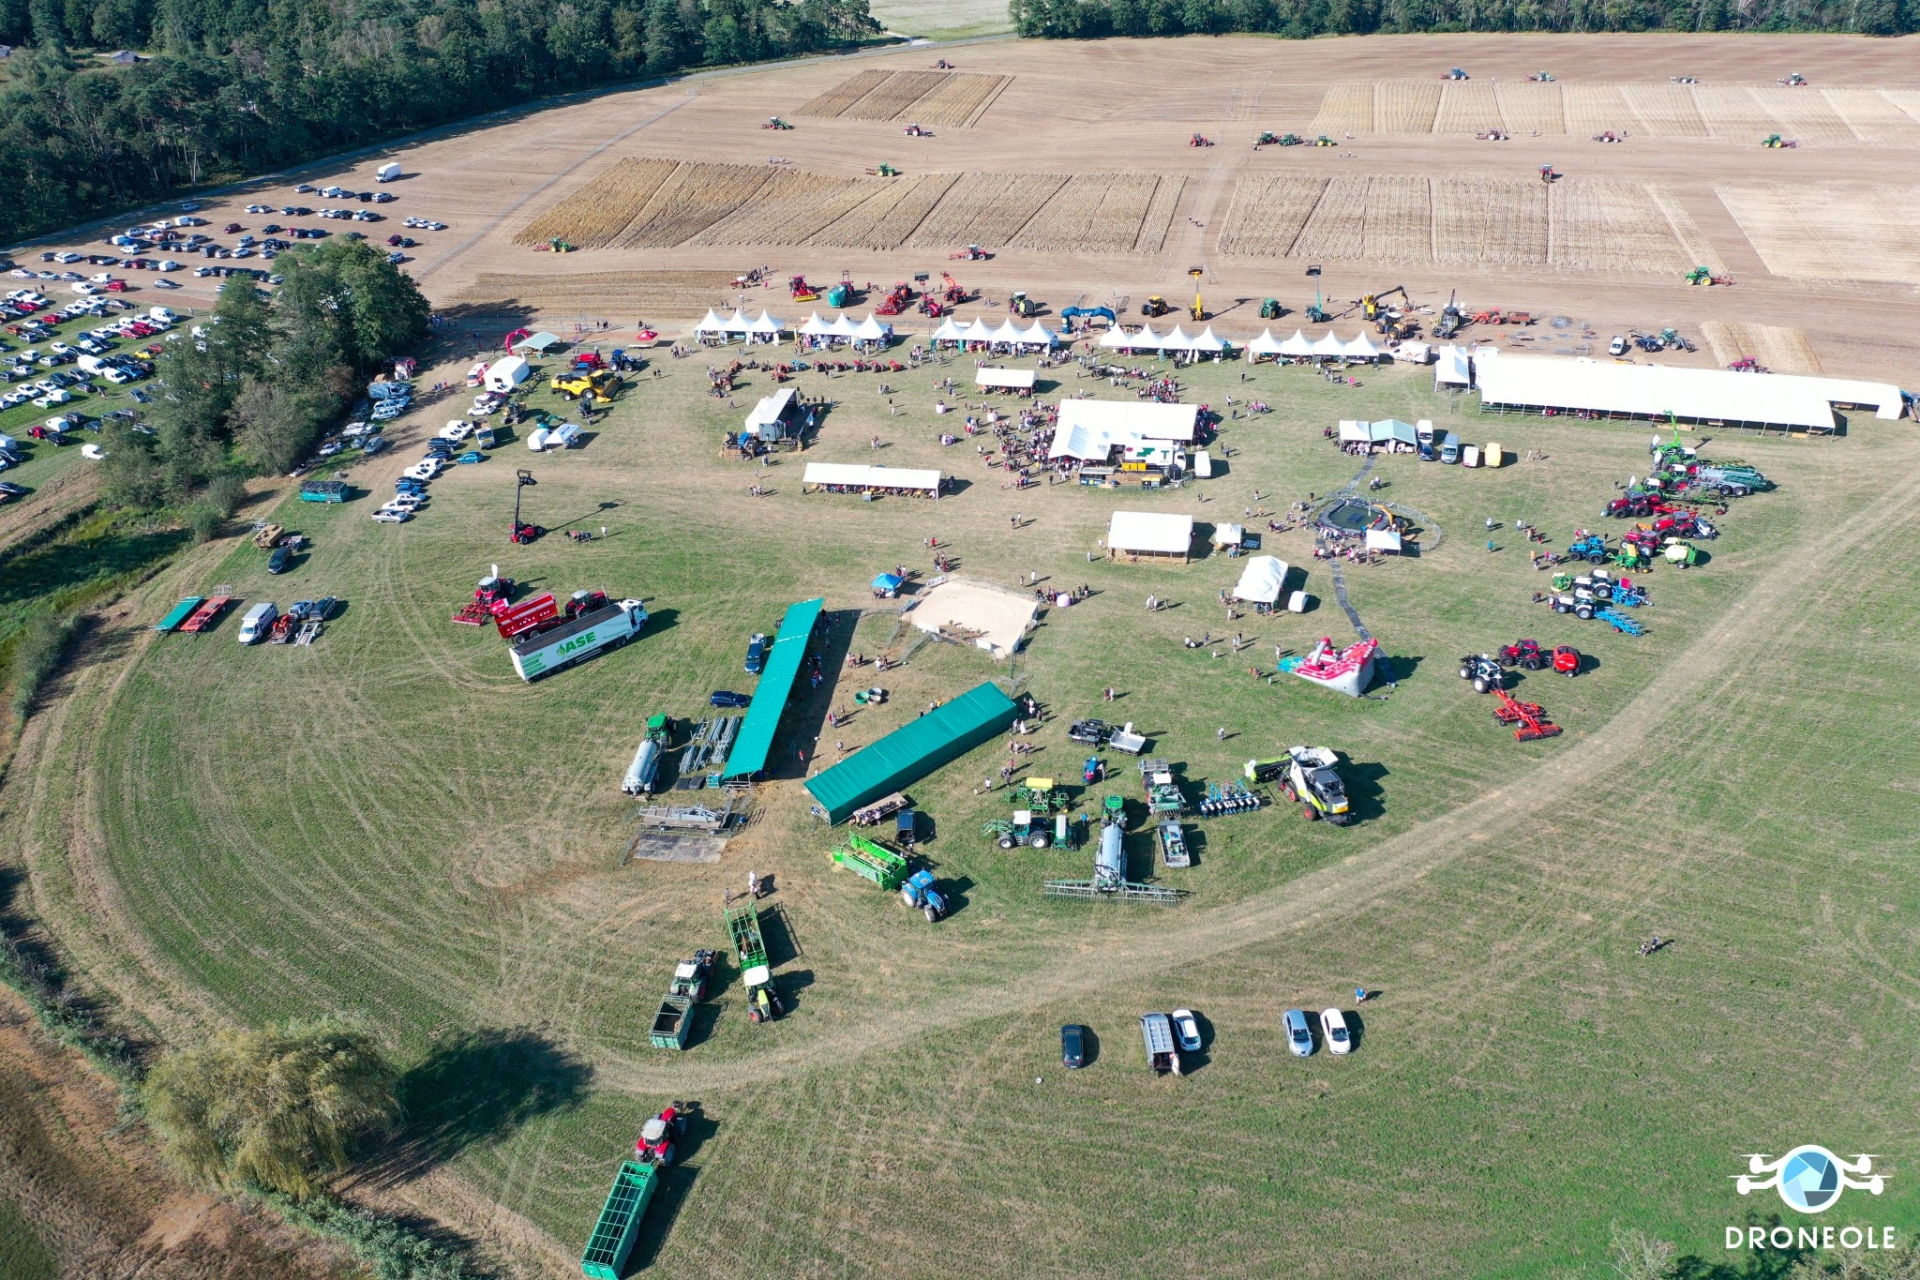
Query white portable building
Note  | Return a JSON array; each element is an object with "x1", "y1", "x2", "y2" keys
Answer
[
  {"x1": 1106, "y1": 511, "x2": 1195, "y2": 562},
  {"x1": 976, "y1": 368, "x2": 1036, "y2": 391},
  {"x1": 484, "y1": 356, "x2": 530, "y2": 392}
]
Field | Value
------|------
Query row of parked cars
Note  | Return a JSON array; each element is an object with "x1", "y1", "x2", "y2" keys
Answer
[{"x1": 1061, "y1": 1005, "x2": 1355, "y2": 1071}]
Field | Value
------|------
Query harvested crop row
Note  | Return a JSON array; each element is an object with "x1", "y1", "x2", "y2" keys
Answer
[
  {"x1": 1363, "y1": 174, "x2": 1432, "y2": 259},
  {"x1": 796, "y1": 69, "x2": 891, "y2": 118},
  {"x1": 1495, "y1": 84, "x2": 1565, "y2": 135},
  {"x1": 1310, "y1": 83, "x2": 1372, "y2": 135},
  {"x1": 906, "y1": 173, "x2": 1067, "y2": 248},
  {"x1": 1373, "y1": 81, "x2": 1440, "y2": 133},
  {"x1": 456, "y1": 270, "x2": 740, "y2": 319},
  {"x1": 1133, "y1": 176, "x2": 1185, "y2": 253},
  {"x1": 1883, "y1": 90, "x2": 1920, "y2": 128},
  {"x1": 613, "y1": 162, "x2": 778, "y2": 248},
  {"x1": 1618, "y1": 84, "x2": 1707, "y2": 137},
  {"x1": 1548, "y1": 180, "x2": 1693, "y2": 273},
  {"x1": 1699, "y1": 321, "x2": 1823, "y2": 374},
  {"x1": 1751, "y1": 87, "x2": 1859, "y2": 142},
  {"x1": 685, "y1": 170, "x2": 870, "y2": 247},
  {"x1": 1716, "y1": 182, "x2": 1920, "y2": 285},
  {"x1": 1692, "y1": 86, "x2": 1782, "y2": 140},
  {"x1": 1822, "y1": 89, "x2": 1920, "y2": 143},
  {"x1": 1290, "y1": 175, "x2": 1373, "y2": 259},
  {"x1": 1433, "y1": 82, "x2": 1503, "y2": 135},
  {"x1": 901, "y1": 74, "x2": 1011, "y2": 127},
  {"x1": 1013, "y1": 174, "x2": 1163, "y2": 254},
  {"x1": 845, "y1": 70, "x2": 948, "y2": 121},
  {"x1": 1432, "y1": 178, "x2": 1546, "y2": 265},
  {"x1": 810, "y1": 173, "x2": 958, "y2": 249},
  {"x1": 515, "y1": 158, "x2": 680, "y2": 248},
  {"x1": 1562, "y1": 84, "x2": 1635, "y2": 136},
  {"x1": 1646, "y1": 187, "x2": 1724, "y2": 275},
  {"x1": 1216, "y1": 175, "x2": 1327, "y2": 257}
]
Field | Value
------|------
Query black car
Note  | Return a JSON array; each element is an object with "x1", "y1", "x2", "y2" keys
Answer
[
  {"x1": 1061, "y1": 1024, "x2": 1088, "y2": 1069},
  {"x1": 266, "y1": 543, "x2": 292, "y2": 574},
  {"x1": 709, "y1": 690, "x2": 751, "y2": 709},
  {"x1": 0, "y1": 481, "x2": 29, "y2": 499}
]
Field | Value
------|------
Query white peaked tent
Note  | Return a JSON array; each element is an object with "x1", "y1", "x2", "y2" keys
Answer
[
  {"x1": 826, "y1": 314, "x2": 859, "y2": 338},
  {"x1": 853, "y1": 314, "x2": 892, "y2": 342},
  {"x1": 1161, "y1": 324, "x2": 1195, "y2": 350},
  {"x1": 1098, "y1": 326, "x2": 1139, "y2": 349},
  {"x1": 989, "y1": 318, "x2": 1024, "y2": 345},
  {"x1": 1192, "y1": 327, "x2": 1227, "y2": 353},
  {"x1": 1278, "y1": 329, "x2": 1315, "y2": 357},
  {"x1": 962, "y1": 318, "x2": 996, "y2": 344},
  {"x1": 1246, "y1": 329, "x2": 1285, "y2": 357},
  {"x1": 724, "y1": 308, "x2": 753, "y2": 333},
  {"x1": 1436, "y1": 344, "x2": 1473, "y2": 387},
  {"x1": 1311, "y1": 331, "x2": 1348, "y2": 359},
  {"x1": 746, "y1": 311, "x2": 784, "y2": 341},
  {"x1": 1231, "y1": 555, "x2": 1289, "y2": 604},
  {"x1": 695, "y1": 308, "x2": 729, "y2": 336},
  {"x1": 931, "y1": 317, "x2": 966, "y2": 343},
  {"x1": 1342, "y1": 332, "x2": 1381, "y2": 361},
  {"x1": 1019, "y1": 320, "x2": 1057, "y2": 347},
  {"x1": 798, "y1": 312, "x2": 834, "y2": 337}
]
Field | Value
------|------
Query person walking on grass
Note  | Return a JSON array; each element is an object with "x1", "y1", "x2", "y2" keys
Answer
[{"x1": 1216, "y1": 726, "x2": 1228, "y2": 741}]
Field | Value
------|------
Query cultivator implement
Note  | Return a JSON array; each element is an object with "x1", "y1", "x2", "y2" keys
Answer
[
  {"x1": 1596, "y1": 607, "x2": 1645, "y2": 635},
  {"x1": 1042, "y1": 879, "x2": 1186, "y2": 905},
  {"x1": 1197, "y1": 781, "x2": 1261, "y2": 816},
  {"x1": 1492, "y1": 688, "x2": 1563, "y2": 742}
]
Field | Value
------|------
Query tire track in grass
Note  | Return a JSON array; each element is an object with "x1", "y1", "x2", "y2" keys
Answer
[{"x1": 587, "y1": 466, "x2": 1920, "y2": 1092}]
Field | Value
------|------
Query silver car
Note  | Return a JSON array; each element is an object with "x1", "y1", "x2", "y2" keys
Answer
[{"x1": 1283, "y1": 1008, "x2": 1314, "y2": 1057}]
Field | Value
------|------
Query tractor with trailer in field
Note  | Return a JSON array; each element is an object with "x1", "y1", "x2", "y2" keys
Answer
[
  {"x1": 621, "y1": 714, "x2": 673, "y2": 794},
  {"x1": 580, "y1": 1161, "x2": 658, "y2": 1279},
  {"x1": 1459, "y1": 653, "x2": 1505, "y2": 693},
  {"x1": 899, "y1": 869, "x2": 948, "y2": 922},
  {"x1": 508, "y1": 592, "x2": 647, "y2": 681},
  {"x1": 831, "y1": 832, "x2": 909, "y2": 891},
  {"x1": 649, "y1": 995, "x2": 692, "y2": 1050},
  {"x1": 668, "y1": 950, "x2": 716, "y2": 1002},
  {"x1": 724, "y1": 891, "x2": 782, "y2": 1023}
]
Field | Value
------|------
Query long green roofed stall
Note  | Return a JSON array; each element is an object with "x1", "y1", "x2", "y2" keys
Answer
[
  {"x1": 805, "y1": 681, "x2": 1019, "y2": 824},
  {"x1": 722, "y1": 597, "x2": 824, "y2": 781}
]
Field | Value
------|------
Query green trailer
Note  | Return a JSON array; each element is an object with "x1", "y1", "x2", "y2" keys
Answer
[
  {"x1": 155, "y1": 596, "x2": 204, "y2": 632},
  {"x1": 649, "y1": 994, "x2": 692, "y2": 1050},
  {"x1": 831, "y1": 833, "x2": 909, "y2": 890},
  {"x1": 580, "y1": 1159, "x2": 658, "y2": 1279},
  {"x1": 724, "y1": 891, "x2": 768, "y2": 980}
]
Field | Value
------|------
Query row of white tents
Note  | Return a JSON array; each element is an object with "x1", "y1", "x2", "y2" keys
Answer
[
  {"x1": 1244, "y1": 329, "x2": 1383, "y2": 361},
  {"x1": 930, "y1": 316, "x2": 1058, "y2": 348},
  {"x1": 1098, "y1": 323, "x2": 1229, "y2": 353},
  {"x1": 694, "y1": 308, "x2": 785, "y2": 339},
  {"x1": 797, "y1": 311, "x2": 892, "y2": 343}
]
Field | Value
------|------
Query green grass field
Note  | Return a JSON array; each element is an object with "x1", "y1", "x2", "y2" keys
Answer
[
  {"x1": 868, "y1": 0, "x2": 1012, "y2": 39},
  {"x1": 11, "y1": 340, "x2": 1920, "y2": 1277}
]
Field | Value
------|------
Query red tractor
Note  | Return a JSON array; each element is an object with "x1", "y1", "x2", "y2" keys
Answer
[
  {"x1": 949, "y1": 244, "x2": 989, "y2": 261},
  {"x1": 1190, "y1": 133, "x2": 1214, "y2": 147},
  {"x1": 453, "y1": 573, "x2": 517, "y2": 625},
  {"x1": 789, "y1": 275, "x2": 819, "y2": 302},
  {"x1": 1552, "y1": 645, "x2": 1582, "y2": 677},
  {"x1": 510, "y1": 521, "x2": 542, "y2": 545},
  {"x1": 874, "y1": 282, "x2": 914, "y2": 316},
  {"x1": 634, "y1": 1103, "x2": 689, "y2": 1167},
  {"x1": 1497, "y1": 638, "x2": 1548, "y2": 671},
  {"x1": 563, "y1": 588, "x2": 608, "y2": 620},
  {"x1": 570, "y1": 351, "x2": 606, "y2": 372}
]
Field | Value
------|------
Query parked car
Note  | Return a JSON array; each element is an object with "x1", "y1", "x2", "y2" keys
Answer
[
  {"x1": 744, "y1": 632, "x2": 768, "y2": 675},
  {"x1": 1061, "y1": 1024, "x2": 1087, "y2": 1069},
  {"x1": 1320, "y1": 1008, "x2": 1352, "y2": 1055},
  {"x1": 1171, "y1": 1009, "x2": 1202, "y2": 1053},
  {"x1": 1283, "y1": 1008, "x2": 1315, "y2": 1057},
  {"x1": 361, "y1": 435, "x2": 390, "y2": 457},
  {"x1": 371, "y1": 507, "x2": 412, "y2": 523},
  {"x1": 709, "y1": 690, "x2": 751, "y2": 709},
  {"x1": 267, "y1": 543, "x2": 293, "y2": 574}
]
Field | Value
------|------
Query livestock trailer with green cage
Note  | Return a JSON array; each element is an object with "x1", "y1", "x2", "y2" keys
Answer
[{"x1": 580, "y1": 1159, "x2": 658, "y2": 1278}]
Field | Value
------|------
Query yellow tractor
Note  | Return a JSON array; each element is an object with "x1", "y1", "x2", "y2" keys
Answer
[{"x1": 550, "y1": 369, "x2": 620, "y2": 402}]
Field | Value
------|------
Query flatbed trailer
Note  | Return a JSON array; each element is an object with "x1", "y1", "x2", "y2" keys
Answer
[
  {"x1": 580, "y1": 1160, "x2": 658, "y2": 1279},
  {"x1": 155, "y1": 596, "x2": 204, "y2": 632},
  {"x1": 638, "y1": 797, "x2": 734, "y2": 831},
  {"x1": 178, "y1": 594, "x2": 234, "y2": 633}
]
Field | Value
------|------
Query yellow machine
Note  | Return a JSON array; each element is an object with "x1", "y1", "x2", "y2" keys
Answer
[
  {"x1": 1140, "y1": 296, "x2": 1171, "y2": 318},
  {"x1": 550, "y1": 370, "x2": 620, "y2": 402},
  {"x1": 1188, "y1": 268, "x2": 1205, "y2": 321}
]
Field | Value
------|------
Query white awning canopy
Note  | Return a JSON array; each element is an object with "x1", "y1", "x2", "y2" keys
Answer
[
  {"x1": 1278, "y1": 329, "x2": 1315, "y2": 356},
  {"x1": 803, "y1": 462, "x2": 942, "y2": 491},
  {"x1": 1211, "y1": 522, "x2": 1244, "y2": 545},
  {"x1": 1474, "y1": 354, "x2": 1903, "y2": 430},
  {"x1": 1107, "y1": 511, "x2": 1194, "y2": 555},
  {"x1": 1161, "y1": 324, "x2": 1194, "y2": 350},
  {"x1": 1050, "y1": 398, "x2": 1201, "y2": 460},
  {"x1": 1436, "y1": 344, "x2": 1473, "y2": 386},
  {"x1": 746, "y1": 388, "x2": 796, "y2": 430},
  {"x1": 1311, "y1": 331, "x2": 1348, "y2": 358},
  {"x1": 976, "y1": 367, "x2": 1036, "y2": 390},
  {"x1": 723, "y1": 308, "x2": 753, "y2": 332},
  {"x1": 1231, "y1": 555, "x2": 1289, "y2": 603}
]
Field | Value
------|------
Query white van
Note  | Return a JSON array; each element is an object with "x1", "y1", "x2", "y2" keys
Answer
[
  {"x1": 148, "y1": 305, "x2": 176, "y2": 323},
  {"x1": 551, "y1": 422, "x2": 583, "y2": 449},
  {"x1": 238, "y1": 601, "x2": 277, "y2": 643}
]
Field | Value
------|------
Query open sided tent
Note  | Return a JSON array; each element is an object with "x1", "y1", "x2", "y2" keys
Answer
[
  {"x1": 1018, "y1": 320, "x2": 1057, "y2": 347},
  {"x1": 1311, "y1": 331, "x2": 1348, "y2": 359},
  {"x1": 853, "y1": 314, "x2": 892, "y2": 343},
  {"x1": 1192, "y1": 327, "x2": 1227, "y2": 353},
  {"x1": 746, "y1": 311, "x2": 784, "y2": 342},
  {"x1": 1098, "y1": 326, "x2": 1141, "y2": 349},
  {"x1": 798, "y1": 312, "x2": 834, "y2": 337},
  {"x1": 930, "y1": 317, "x2": 966, "y2": 344},
  {"x1": 961, "y1": 318, "x2": 996, "y2": 344},
  {"x1": 695, "y1": 309, "x2": 729, "y2": 336},
  {"x1": 1211, "y1": 522, "x2": 1244, "y2": 546},
  {"x1": 1373, "y1": 418, "x2": 1417, "y2": 445},
  {"x1": 1050, "y1": 399, "x2": 1200, "y2": 461},
  {"x1": 1231, "y1": 555, "x2": 1289, "y2": 603},
  {"x1": 723, "y1": 308, "x2": 753, "y2": 333},
  {"x1": 1436, "y1": 344, "x2": 1473, "y2": 388},
  {"x1": 1107, "y1": 511, "x2": 1195, "y2": 562},
  {"x1": 989, "y1": 318, "x2": 1024, "y2": 345},
  {"x1": 1343, "y1": 332, "x2": 1381, "y2": 361},
  {"x1": 804, "y1": 682, "x2": 1019, "y2": 823},
  {"x1": 721, "y1": 597, "x2": 824, "y2": 781},
  {"x1": 802, "y1": 463, "x2": 942, "y2": 494},
  {"x1": 510, "y1": 330, "x2": 563, "y2": 353},
  {"x1": 1246, "y1": 329, "x2": 1285, "y2": 359},
  {"x1": 976, "y1": 368, "x2": 1036, "y2": 391},
  {"x1": 1474, "y1": 354, "x2": 1903, "y2": 432},
  {"x1": 825, "y1": 313, "x2": 858, "y2": 339},
  {"x1": 1366, "y1": 529, "x2": 1404, "y2": 552},
  {"x1": 1278, "y1": 330, "x2": 1315, "y2": 357},
  {"x1": 1337, "y1": 420, "x2": 1370, "y2": 444},
  {"x1": 1161, "y1": 324, "x2": 1195, "y2": 350}
]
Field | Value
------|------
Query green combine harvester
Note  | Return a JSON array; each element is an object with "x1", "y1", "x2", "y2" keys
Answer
[
  {"x1": 580, "y1": 1160, "x2": 658, "y2": 1278},
  {"x1": 831, "y1": 832, "x2": 909, "y2": 890}
]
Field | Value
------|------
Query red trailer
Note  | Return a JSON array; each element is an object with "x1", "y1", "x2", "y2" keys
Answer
[
  {"x1": 178, "y1": 594, "x2": 234, "y2": 633},
  {"x1": 495, "y1": 592, "x2": 558, "y2": 639}
]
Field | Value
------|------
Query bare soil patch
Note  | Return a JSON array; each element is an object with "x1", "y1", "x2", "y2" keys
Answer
[
  {"x1": 809, "y1": 173, "x2": 959, "y2": 249},
  {"x1": 800, "y1": 71, "x2": 1012, "y2": 127},
  {"x1": 1012, "y1": 174, "x2": 1168, "y2": 255},
  {"x1": 515, "y1": 157, "x2": 679, "y2": 248},
  {"x1": 907, "y1": 172, "x2": 1066, "y2": 249},
  {"x1": 1217, "y1": 175, "x2": 1327, "y2": 257},
  {"x1": 1716, "y1": 182, "x2": 1920, "y2": 284},
  {"x1": 1698, "y1": 320, "x2": 1823, "y2": 373}
]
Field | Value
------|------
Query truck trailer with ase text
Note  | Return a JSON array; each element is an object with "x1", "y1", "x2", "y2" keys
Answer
[{"x1": 509, "y1": 597, "x2": 648, "y2": 681}]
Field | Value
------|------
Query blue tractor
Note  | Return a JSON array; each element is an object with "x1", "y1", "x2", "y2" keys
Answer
[
  {"x1": 1567, "y1": 533, "x2": 1610, "y2": 563},
  {"x1": 900, "y1": 869, "x2": 948, "y2": 923}
]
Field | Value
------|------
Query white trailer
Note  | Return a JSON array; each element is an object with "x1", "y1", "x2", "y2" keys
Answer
[
  {"x1": 509, "y1": 599, "x2": 647, "y2": 681},
  {"x1": 484, "y1": 355, "x2": 529, "y2": 392},
  {"x1": 623, "y1": 738, "x2": 662, "y2": 795},
  {"x1": 376, "y1": 162, "x2": 402, "y2": 182},
  {"x1": 1141, "y1": 1012, "x2": 1182, "y2": 1075}
]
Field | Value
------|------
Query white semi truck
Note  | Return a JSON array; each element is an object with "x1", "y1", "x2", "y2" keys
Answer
[{"x1": 510, "y1": 597, "x2": 647, "y2": 681}]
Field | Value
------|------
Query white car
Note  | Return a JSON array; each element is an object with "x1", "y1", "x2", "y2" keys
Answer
[
  {"x1": 1320, "y1": 1008, "x2": 1353, "y2": 1055},
  {"x1": 1171, "y1": 1008, "x2": 1202, "y2": 1053},
  {"x1": 437, "y1": 420, "x2": 472, "y2": 442},
  {"x1": 49, "y1": 341, "x2": 71, "y2": 355},
  {"x1": 101, "y1": 368, "x2": 131, "y2": 384},
  {"x1": 385, "y1": 492, "x2": 425, "y2": 510},
  {"x1": 32, "y1": 391, "x2": 72, "y2": 408},
  {"x1": 53, "y1": 251, "x2": 82, "y2": 264},
  {"x1": 403, "y1": 460, "x2": 441, "y2": 481},
  {"x1": 371, "y1": 507, "x2": 412, "y2": 523},
  {"x1": 158, "y1": 260, "x2": 181, "y2": 272}
]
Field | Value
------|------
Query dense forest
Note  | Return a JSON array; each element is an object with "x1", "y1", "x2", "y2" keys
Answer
[
  {"x1": 1010, "y1": 0, "x2": 1916, "y2": 37},
  {"x1": 0, "y1": 0, "x2": 880, "y2": 243}
]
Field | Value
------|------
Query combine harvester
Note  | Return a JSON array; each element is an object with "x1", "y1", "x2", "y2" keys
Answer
[
  {"x1": 1278, "y1": 636, "x2": 1379, "y2": 697},
  {"x1": 1043, "y1": 809, "x2": 1184, "y2": 905}
]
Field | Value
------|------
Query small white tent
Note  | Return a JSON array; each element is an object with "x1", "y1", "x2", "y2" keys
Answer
[
  {"x1": 962, "y1": 318, "x2": 996, "y2": 344},
  {"x1": 1311, "y1": 331, "x2": 1348, "y2": 359},
  {"x1": 931, "y1": 317, "x2": 966, "y2": 344},
  {"x1": 853, "y1": 314, "x2": 892, "y2": 343},
  {"x1": 1161, "y1": 324, "x2": 1195, "y2": 351},
  {"x1": 989, "y1": 318, "x2": 1024, "y2": 346},
  {"x1": 1018, "y1": 320, "x2": 1056, "y2": 347},
  {"x1": 1192, "y1": 327, "x2": 1227, "y2": 353},
  {"x1": 695, "y1": 309, "x2": 730, "y2": 336},
  {"x1": 1278, "y1": 330, "x2": 1315, "y2": 357},
  {"x1": 1342, "y1": 332, "x2": 1381, "y2": 361},
  {"x1": 723, "y1": 308, "x2": 753, "y2": 333},
  {"x1": 798, "y1": 312, "x2": 834, "y2": 337},
  {"x1": 827, "y1": 313, "x2": 859, "y2": 339},
  {"x1": 1246, "y1": 329, "x2": 1285, "y2": 359},
  {"x1": 1230, "y1": 555, "x2": 1289, "y2": 604}
]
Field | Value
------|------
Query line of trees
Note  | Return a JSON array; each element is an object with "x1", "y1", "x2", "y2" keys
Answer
[
  {"x1": 100, "y1": 238, "x2": 430, "y2": 510},
  {"x1": 1010, "y1": 0, "x2": 1916, "y2": 37},
  {"x1": 0, "y1": 0, "x2": 882, "y2": 243}
]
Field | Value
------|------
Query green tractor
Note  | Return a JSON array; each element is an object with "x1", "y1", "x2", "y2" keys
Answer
[
  {"x1": 1254, "y1": 131, "x2": 1281, "y2": 147},
  {"x1": 1259, "y1": 298, "x2": 1282, "y2": 319},
  {"x1": 1277, "y1": 133, "x2": 1305, "y2": 146},
  {"x1": 986, "y1": 809, "x2": 1067, "y2": 850},
  {"x1": 1663, "y1": 539, "x2": 1701, "y2": 567}
]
